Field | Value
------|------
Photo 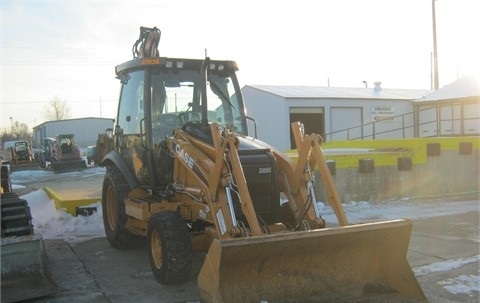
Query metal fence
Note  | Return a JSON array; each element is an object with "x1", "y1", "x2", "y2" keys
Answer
[{"x1": 326, "y1": 104, "x2": 480, "y2": 141}]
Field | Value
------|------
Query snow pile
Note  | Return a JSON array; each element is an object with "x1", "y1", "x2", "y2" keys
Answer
[{"x1": 22, "y1": 189, "x2": 105, "y2": 244}]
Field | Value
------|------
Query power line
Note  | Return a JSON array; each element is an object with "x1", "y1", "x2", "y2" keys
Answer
[
  {"x1": 2, "y1": 61, "x2": 117, "y2": 66},
  {"x1": 2, "y1": 46, "x2": 129, "y2": 50},
  {"x1": 2, "y1": 99, "x2": 116, "y2": 104}
]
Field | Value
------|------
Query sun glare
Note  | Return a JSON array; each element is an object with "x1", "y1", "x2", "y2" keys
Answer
[{"x1": 437, "y1": 0, "x2": 480, "y2": 84}]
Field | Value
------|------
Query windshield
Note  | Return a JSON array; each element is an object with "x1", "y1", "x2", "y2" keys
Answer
[
  {"x1": 150, "y1": 69, "x2": 246, "y2": 136},
  {"x1": 15, "y1": 142, "x2": 27, "y2": 151}
]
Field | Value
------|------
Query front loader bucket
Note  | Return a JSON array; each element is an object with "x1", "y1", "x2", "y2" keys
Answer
[
  {"x1": 198, "y1": 219, "x2": 426, "y2": 303},
  {"x1": 1, "y1": 234, "x2": 57, "y2": 303},
  {"x1": 51, "y1": 159, "x2": 87, "y2": 173}
]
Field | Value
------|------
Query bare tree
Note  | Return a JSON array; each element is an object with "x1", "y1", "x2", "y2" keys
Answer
[
  {"x1": 0, "y1": 121, "x2": 33, "y2": 144},
  {"x1": 43, "y1": 96, "x2": 71, "y2": 121}
]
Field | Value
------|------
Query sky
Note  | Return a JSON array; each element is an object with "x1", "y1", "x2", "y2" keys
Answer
[
  {"x1": 1, "y1": 0, "x2": 479, "y2": 130},
  {"x1": 10, "y1": 167, "x2": 480, "y2": 298}
]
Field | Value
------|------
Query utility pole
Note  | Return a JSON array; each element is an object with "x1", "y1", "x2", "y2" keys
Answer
[
  {"x1": 99, "y1": 95, "x2": 103, "y2": 118},
  {"x1": 432, "y1": 0, "x2": 439, "y2": 90}
]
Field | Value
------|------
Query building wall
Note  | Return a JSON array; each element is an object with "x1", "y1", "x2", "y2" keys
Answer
[
  {"x1": 242, "y1": 87, "x2": 287, "y2": 149},
  {"x1": 242, "y1": 86, "x2": 414, "y2": 151},
  {"x1": 416, "y1": 101, "x2": 480, "y2": 137},
  {"x1": 33, "y1": 118, "x2": 114, "y2": 148},
  {"x1": 326, "y1": 99, "x2": 413, "y2": 141}
]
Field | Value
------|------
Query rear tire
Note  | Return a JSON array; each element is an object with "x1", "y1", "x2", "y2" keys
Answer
[
  {"x1": 147, "y1": 211, "x2": 192, "y2": 284},
  {"x1": 102, "y1": 166, "x2": 144, "y2": 249}
]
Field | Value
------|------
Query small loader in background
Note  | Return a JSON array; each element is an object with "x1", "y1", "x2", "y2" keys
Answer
[
  {"x1": 1, "y1": 164, "x2": 57, "y2": 302},
  {"x1": 1, "y1": 140, "x2": 38, "y2": 171},
  {"x1": 97, "y1": 26, "x2": 427, "y2": 302},
  {"x1": 39, "y1": 134, "x2": 86, "y2": 173}
]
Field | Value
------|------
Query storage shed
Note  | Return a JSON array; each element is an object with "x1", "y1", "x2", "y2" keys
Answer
[
  {"x1": 33, "y1": 117, "x2": 114, "y2": 149},
  {"x1": 242, "y1": 83, "x2": 429, "y2": 151}
]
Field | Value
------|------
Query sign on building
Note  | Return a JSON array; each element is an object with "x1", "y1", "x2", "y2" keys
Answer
[{"x1": 371, "y1": 106, "x2": 395, "y2": 122}]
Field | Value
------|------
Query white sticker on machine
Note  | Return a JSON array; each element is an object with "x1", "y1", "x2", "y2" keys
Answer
[{"x1": 216, "y1": 209, "x2": 227, "y2": 235}]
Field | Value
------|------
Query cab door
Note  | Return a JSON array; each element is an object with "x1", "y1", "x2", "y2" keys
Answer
[{"x1": 115, "y1": 69, "x2": 151, "y2": 184}]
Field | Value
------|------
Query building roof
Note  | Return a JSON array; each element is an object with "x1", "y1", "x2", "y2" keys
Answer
[
  {"x1": 33, "y1": 117, "x2": 114, "y2": 129},
  {"x1": 415, "y1": 76, "x2": 480, "y2": 102},
  {"x1": 244, "y1": 85, "x2": 430, "y2": 101}
]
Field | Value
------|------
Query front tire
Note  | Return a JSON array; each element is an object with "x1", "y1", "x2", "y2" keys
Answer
[
  {"x1": 147, "y1": 211, "x2": 192, "y2": 284},
  {"x1": 102, "y1": 166, "x2": 144, "y2": 249}
]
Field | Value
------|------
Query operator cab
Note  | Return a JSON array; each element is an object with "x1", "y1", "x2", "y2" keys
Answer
[
  {"x1": 115, "y1": 57, "x2": 248, "y2": 146},
  {"x1": 112, "y1": 27, "x2": 249, "y2": 187}
]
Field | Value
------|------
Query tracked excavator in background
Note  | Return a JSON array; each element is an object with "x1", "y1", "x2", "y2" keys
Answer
[{"x1": 96, "y1": 26, "x2": 427, "y2": 302}]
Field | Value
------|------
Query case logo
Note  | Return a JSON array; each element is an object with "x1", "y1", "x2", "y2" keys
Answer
[
  {"x1": 258, "y1": 167, "x2": 272, "y2": 174},
  {"x1": 174, "y1": 143, "x2": 194, "y2": 169}
]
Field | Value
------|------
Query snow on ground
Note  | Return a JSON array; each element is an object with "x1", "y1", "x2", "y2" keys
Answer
[
  {"x1": 12, "y1": 166, "x2": 106, "y2": 186},
  {"x1": 414, "y1": 255, "x2": 480, "y2": 297},
  {"x1": 12, "y1": 167, "x2": 477, "y2": 241},
  {"x1": 11, "y1": 167, "x2": 107, "y2": 244},
  {"x1": 319, "y1": 198, "x2": 479, "y2": 223},
  {"x1": 20, "y1": 185, "x2": 477, "y2": 245},
  {"x1": 21, "y1": 189, "x2": 105, "y2": 244},
  {"x1": 438, "y1": 274, "x2": 480, "y2": 297},
  {"x1": 414, "y1": 255, "x2": 480, "y2": 277}
]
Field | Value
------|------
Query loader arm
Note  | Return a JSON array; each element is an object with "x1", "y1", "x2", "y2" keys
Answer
[
  {"x1": 223, "y1": 130, "x2": 263, "y2": 235},
  {"x1": 207, "y1": 123, "x2": 263, "y2": 236},
  {"x1": 290, "y1": 121, "x2": 348, "y2": 226},
  {"x1": 262, "y1": 121, "x2": 348, "y2": 229}
]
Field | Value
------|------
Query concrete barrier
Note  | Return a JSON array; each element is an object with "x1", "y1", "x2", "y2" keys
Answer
[{"x1": 308, "y1": 137, "x2": 480, "y2": 202}]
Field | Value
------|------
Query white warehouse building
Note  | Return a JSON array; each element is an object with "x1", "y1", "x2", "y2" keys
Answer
[
  {"x1": 33, "y1": 117, "x2": 114, "y2": 149},
  {"x1": 241, "y1": 77, "x2": 480, "y2": 151},
  {"x1": 242, "y1": 83, "x2": 429, "y2": 151}
]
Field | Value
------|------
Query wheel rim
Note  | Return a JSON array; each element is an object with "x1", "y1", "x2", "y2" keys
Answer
[
  {"x1": 150, "y1": 229, "x2": 163, "y2": 269},
  {"x1": 106, "y1": 185, "x2": 117, "y2": 231}
]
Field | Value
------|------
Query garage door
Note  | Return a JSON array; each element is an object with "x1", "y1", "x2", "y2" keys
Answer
[{"x1": 289, "y1": 107, "x2": 324, "y2": 149}]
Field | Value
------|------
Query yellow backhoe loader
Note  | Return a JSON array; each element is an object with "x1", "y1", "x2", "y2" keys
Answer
[{"x1": 97, "y1": 26, "x2": 427, "y2": 302}]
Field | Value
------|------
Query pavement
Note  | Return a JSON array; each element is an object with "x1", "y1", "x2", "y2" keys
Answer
[
  {"x1": 5, "y1": 167, "x2": 480, "y2": 303},
  {"x1": 17, "y1": 209, "x2": 477, "y2": 303}
]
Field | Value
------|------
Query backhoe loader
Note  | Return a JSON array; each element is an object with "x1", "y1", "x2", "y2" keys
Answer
[{"x1": 97, "y1": 26, "x2": 427, "y2": 302}]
